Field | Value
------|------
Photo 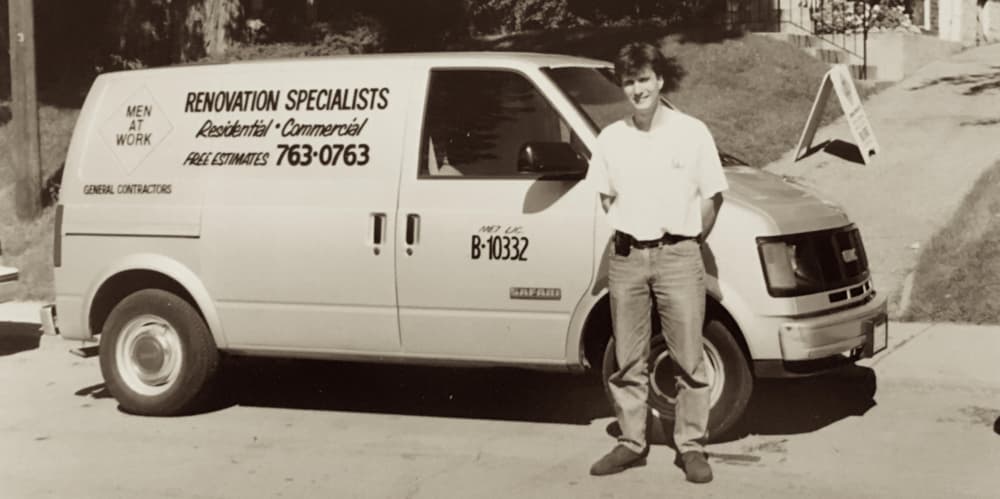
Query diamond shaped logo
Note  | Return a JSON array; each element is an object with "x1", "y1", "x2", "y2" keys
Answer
[{"x1": 100, "y1": 86, "x2": 173, "y2": 174}]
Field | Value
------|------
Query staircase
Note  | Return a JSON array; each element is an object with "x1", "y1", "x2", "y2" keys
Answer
[
  {"x1": 727, "y1": 0, "x2": 879, "y2": 80},
  {"x1": 760, "y1": 32, "x2": 879, "y2": 80}
]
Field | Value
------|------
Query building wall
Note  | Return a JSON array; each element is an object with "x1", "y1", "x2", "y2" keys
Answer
[
  {"x1": 937, "y1": 0, "x2": 1000, "y2": 43},
  {"x1": 985, "y1": 1, "x2": 1000, "y2": 41},
  {"x1": 926, "y1": 0, "x2": 940, "y2": 31},
  {"x1": 737, "y1": 0, "x2": 999, "y2": 44}
]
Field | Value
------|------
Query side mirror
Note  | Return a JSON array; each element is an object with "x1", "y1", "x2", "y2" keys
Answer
[{"x1": 517, "y1": 142, "x2": 587, "y2": 178}]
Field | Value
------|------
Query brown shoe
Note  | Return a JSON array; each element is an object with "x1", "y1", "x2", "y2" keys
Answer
[
  {"x1": 590, "y1": 445, "x2": 648, "y2": 476},
  {"x1": 680, "y1": 451, "x2": 713, "y2": 483}
]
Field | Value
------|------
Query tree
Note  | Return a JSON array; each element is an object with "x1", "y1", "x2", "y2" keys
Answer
[
  {"x1": 106, "y1": 0, "x2": 243, "y2": 66},
  {"x1": 181, "y1": 0, "x2": 244, "y2": 60}
]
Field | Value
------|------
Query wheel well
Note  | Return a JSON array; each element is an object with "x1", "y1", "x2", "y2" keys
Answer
[
  {"x1": 580, "y1": 294, "x2": 752, "y2": 372},
  {"x1": 89, "y1": 270, "x2": 200, "y2": 337},
  {"x1": 705, "y1": 296, "x2": 753, "y2": 365},
  {"x1": 581, "y1": 295, "x2": 613, "y2": 371}
]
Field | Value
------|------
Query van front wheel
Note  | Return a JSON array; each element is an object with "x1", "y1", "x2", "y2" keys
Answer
[
  {"x1": 99, "y1": 289, "x2": 219, "y2": 416},
  {"x1": 602, "y1": 319, "x2": 752, "y2": 442}
]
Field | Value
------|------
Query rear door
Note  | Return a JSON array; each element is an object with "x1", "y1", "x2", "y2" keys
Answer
[{"x1": 395, "y1": 67, "x2": 596, "y2": 363}]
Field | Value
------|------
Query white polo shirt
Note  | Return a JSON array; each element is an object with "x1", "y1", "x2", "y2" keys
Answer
[{"x1": 589, "y1": 105, "x2": 728, "y2": 240}]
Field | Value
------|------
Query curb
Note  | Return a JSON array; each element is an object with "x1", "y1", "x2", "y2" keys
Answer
[{"x1": 896, "y1": 271, "x2": 916, "y2": 318}]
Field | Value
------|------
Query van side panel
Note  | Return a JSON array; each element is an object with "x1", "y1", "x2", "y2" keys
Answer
[
  {"x1": 193, "y1": 62, "x2": 410, "y2": 353},
  {"x1": 60, "y1": 60, "x2": 413, "y2": 354}
]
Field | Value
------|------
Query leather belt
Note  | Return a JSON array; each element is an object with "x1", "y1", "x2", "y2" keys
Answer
[{"x1": 617, "y1": 230, "x2": 698, "y2": 249}]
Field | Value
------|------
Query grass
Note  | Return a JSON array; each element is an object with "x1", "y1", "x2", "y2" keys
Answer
[
  {"x1": 660, "y1": 33, "x2": 844, "y2": 167},
  {"x1": 0, "y1": 27, "x2": 886, "y2": 302},
  {"x1": 902, "y1": 159, "x2": 1000, "y2": 324},
  {"x1": 462, "y1": 26, "x2": 885, "y2": 167},
  {"x1": 0, "y1": 105, "x2": 78, "y2": 301},
  {"x1": 209, "y1": 27, "x2": 885, "y2": 167}
]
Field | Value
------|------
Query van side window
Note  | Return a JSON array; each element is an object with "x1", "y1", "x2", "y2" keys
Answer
[{"x1": 420, "y1": 69, "x2": 582, "y2": 178}]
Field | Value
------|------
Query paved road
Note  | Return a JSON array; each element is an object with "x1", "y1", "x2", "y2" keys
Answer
[
  {"x1": 766, "y1": 42, "x2": 1000, "y2": 317},
  {"x1": 1, "y1": 302, "x2": 998, "y2": 498}
]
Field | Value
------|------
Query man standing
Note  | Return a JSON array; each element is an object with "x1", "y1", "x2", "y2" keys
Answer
[{"x1": 588, "y1": 42, "x2": 727, "y2": 484}]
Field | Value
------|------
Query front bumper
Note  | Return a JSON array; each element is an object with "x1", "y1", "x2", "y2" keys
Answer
[{"x1": 778, "y1": 293, "x2": 888, "y2": 362}]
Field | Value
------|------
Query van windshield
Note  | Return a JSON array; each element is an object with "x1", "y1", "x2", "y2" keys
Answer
[
  {"x1": 543, "y1": 66, "x2": 749, "y2": 167},
  {"x1": 542, "y1": 66, "x2": 632, "y2": 133}
]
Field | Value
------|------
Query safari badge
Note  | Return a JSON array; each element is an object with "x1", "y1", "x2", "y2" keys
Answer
[{"x1": 510, "y1": 287, "x2": 561, "y2": 300}]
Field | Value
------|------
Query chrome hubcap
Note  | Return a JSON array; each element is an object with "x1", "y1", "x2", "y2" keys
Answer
[
  {"x1": 116, "y1": 315, "x2": 182, "y2": 396},
  {"x1": 649, "y1": 341, "x2": 725, "y2": 414}
]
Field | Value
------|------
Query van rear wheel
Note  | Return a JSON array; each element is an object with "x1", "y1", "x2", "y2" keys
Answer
[
  {"x1": 602, "y1": 319, "x2": 752, "y2": 442},
  {"x1": 99, "y1": 289, "x2": 219, "y2": 416}
]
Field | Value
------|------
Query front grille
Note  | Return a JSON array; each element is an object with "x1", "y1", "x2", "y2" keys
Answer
[
  {"x1": 798, "y1": 226, "x2": 870, "y2": 293},
  {"x1": 828, "y1": 280, "x2": 871, "y2": 304}
]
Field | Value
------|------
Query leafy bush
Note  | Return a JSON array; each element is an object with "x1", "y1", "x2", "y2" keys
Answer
[
  {"x1": 469, "y1": 0, "x2": 582, "y2": 34},
  {"x1": 810, "y1": 0, "x2": 920, "y2": 34},
  {"x1": 468, "y1": 0, "x2": 729, "y2": 35},
  {"x1": 203, "y1": 13, "x2": 387, "y2": 63},
  {"x1": 306, "y1": 14, "x2": 387, "y2": 54}
]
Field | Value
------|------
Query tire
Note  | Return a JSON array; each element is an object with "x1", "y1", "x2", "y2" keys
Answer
[
  {"x1": 99, "y1": 289, "x2": 220, "y2": 416},
  {"x1": 602, "y1": 319, "x2": 753, "y2": 442}
]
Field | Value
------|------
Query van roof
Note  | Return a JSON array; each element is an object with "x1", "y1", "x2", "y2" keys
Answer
[
  {"x1": 267, "y1": 51, "x2": 611, "y2": 68},
  {"x1": 101, "y1": 51, "x2": 612, "y2": 78}
]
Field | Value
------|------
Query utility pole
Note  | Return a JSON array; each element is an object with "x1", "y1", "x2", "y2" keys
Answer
[
  {"x1": 304, "y1": 0, "x2": 317, "y2": 24},
  {"x1": 8, "y1": 0, "x2": 43, "y2": 219}
]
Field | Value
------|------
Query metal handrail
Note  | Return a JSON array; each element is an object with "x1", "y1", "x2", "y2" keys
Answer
[{"x1": 726, "y1": 0, "x2": 871, "y2": 79}]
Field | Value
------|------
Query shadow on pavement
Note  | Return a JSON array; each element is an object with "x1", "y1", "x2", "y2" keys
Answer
[
  {"x1": 218, "y1": 358, "x2": 875, "y2": 432},
  {"x1": 75, "y1": 382, "x2": 113, "y2": 399},
  {"x1": 725, "y1": 365, "x2": 877, "y2": 440},
  {"x1": 821, "y1": 139, "x2": 866, "y2": 165},
  {"x1": 599, "y1": 365, "x2": 877, "y2": 446},
  {"x1": 0, "y1": 322, "x2": 42, "y2": 356},
  {"x1": 797, "y1": 139, "x2": 832, "y2": 161},
  {"x1": 994, "y1": 416, "x2": 1000, "y2": 436},
  {"x1": 961, "y1": 117, "x2": 1000, "y2": 127},
  {"x1": 796, "y1": 139, "x2": 866, "y2": 165},
  {"x1": 907, "y1": 66, "x2": 1000, "y2": 95},
  {"x1": 222, "y1": 357, "x2": 613, "y2": 425}
]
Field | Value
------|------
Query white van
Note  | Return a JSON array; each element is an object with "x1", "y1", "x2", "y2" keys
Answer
[{"x1": 42, "y1": 52, "x2": 887, "y2": 438}]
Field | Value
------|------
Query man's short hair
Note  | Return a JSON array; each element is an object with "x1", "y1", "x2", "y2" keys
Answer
[{"x1": 614, "y1": 42, "x2": 667, "y2": 84}]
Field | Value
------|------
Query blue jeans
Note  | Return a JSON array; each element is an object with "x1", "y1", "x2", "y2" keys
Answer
[{"x1": 607, "y1": 238, "x2": 710, "y2": 454}]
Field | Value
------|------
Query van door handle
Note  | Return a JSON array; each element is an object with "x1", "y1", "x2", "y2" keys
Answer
[
  {"x1": 405, "y1": 214, "x2": 420, "y2": 252},
  {"x1": 371, "y1": 213, "x2": 386, "y2": 255}
]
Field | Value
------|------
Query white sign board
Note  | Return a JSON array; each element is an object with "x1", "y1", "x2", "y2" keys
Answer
[{"x1": 795, "y1": 65, "x2": 880, "y2": 165}]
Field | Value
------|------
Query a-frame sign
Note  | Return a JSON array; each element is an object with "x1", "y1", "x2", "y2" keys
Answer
[{"x1": 795, "y1": 64, "x2": 880, "y2": 165}]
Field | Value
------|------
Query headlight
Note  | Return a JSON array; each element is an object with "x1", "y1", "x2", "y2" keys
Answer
[
  {"x1": 758, "y1": 240, "x2": 825, "y2": 296},
  {"x1": 758, "y1": 240, "x2": 797, "y2": 293}
]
